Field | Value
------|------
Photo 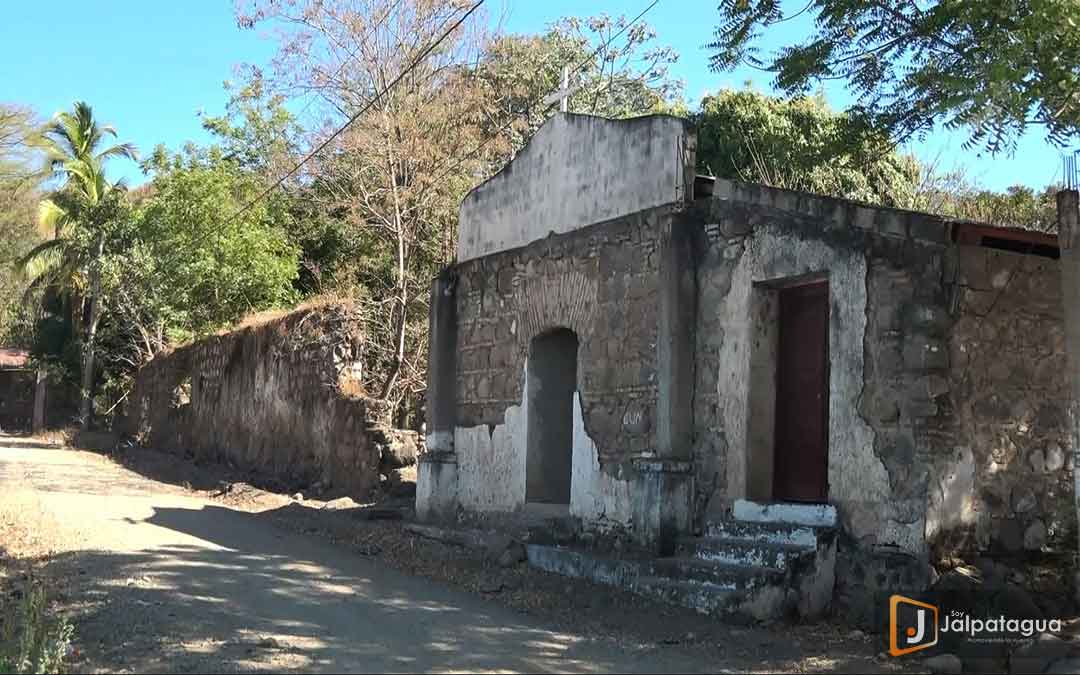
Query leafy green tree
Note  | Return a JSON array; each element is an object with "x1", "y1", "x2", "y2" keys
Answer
[
  {"x1": 910, "y1": 176, "x2": 1059, "y2": 232},
  {"x1": 476, "y1": 14, "x2": 685, "y2": 162},
  {"x1": 695, "y1": 88, "x2": 920, "y2": 206},
  {"x1": 124, "y1": 150, "x2": 300, "y2": 349},
  {"x1": 194, "y1": 80, "x2": 364, "y2": 298},
  {"x1": 0, "y1": 104, "x2": 44, "y2": 345},
  {"x1": 23, "y1": 102, "x2": 137, "y2": 427},
  {"x1": 708, "y1": 0, "x2": 1080, "y2": 152}
]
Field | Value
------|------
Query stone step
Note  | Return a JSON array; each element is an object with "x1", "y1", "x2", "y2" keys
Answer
[
  {"x1": 676, "y1": 536, "x2": 812, "y2": 569},
  {"x1": 648, "y1": 556, "x2": 784, "y2": 589},
  {"x1": 633, "y1": 576, "x2": 744, "y2": 615},
  {"x1": 526, "y1": 543, "x2": 646, "y2": 588},
  {"x1": 703, "y1": 519, "x2": 822, "y2": 548},
  {"x1": 525, "y1": 544, "x2": 792, "y2": 619}
]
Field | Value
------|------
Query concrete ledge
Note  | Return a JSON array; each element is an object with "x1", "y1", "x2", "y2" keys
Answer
[
  {"x1": 633, "y1": 457, "x2": 693, "y2": 474},
  {"x1": 415, "y1": 456, "x2": 459, "y2": 522},
  {"x1": 733, "y1": 500, "x2": 837, "y2": 528}
]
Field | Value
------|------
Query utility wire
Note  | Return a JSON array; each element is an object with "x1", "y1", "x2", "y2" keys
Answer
[
  {"x1": 231, "y1": 0, "x2": 404, "y2": 173},
  {"x1": 424, "y1": 0, "x2": 662, "y2": 191},
  {"x1": 231, "y1": 0, "x2": 485, "y2": 219},
  {"x1": 290, "y1": 0, "x2": 405, "y2": 127}
]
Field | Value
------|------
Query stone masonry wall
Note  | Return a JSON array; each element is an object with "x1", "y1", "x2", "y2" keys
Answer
[
  {"x1": 691, "y1": 179, "x2": 1074, "y2": 623},
  {"x1": 692, "y1": 183, "x2": 953, "y2": 551},
  {"x1": 932, "y1": 246, "x2": 1074, "y2": 558},
  {"x1": 121, "y1": 302, "x2": 417, "y2": 499},
  {"x1": 693, "y1": 180, "x2": 958, "y2": 623},
  {"x1": 453, "y1": 208, "x2": 666, "y2": 475}
]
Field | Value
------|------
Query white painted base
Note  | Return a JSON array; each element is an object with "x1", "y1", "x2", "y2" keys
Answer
[{"x1": 733, "y1": 499, "x2": 837, "y2": 528}]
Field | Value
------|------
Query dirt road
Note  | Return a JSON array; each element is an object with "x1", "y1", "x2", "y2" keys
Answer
[{"x1": 0, "y1": 440, "x2": 896, "y2": 674}]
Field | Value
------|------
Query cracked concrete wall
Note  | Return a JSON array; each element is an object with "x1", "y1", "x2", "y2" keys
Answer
[
  {"x1": 933, "y1": 246, "x2": 1074, "y2": 558},
  {"x1": 457, "y1": 113, "x2": 694, "y2": 261},
  {"x1": 450, "y1": 209, "x2": 665, "y2": 528}
]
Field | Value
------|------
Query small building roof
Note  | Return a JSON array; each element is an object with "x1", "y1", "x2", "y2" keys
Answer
[{"x1": 0, "y1": 348, "x2": 30, "y2": 370}]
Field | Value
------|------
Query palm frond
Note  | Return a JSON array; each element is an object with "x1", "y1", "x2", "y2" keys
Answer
[
  {"x1": 95, "y1": 142, "x2": 138, "y2": 164},
  {"x1": 37, "y1": 198, "x2": 71, "y2": 239},
  {"x1": 16, "y1": 237, "x2": 70, "y2": 275}
]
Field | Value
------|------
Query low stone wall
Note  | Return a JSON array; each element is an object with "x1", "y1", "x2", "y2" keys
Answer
[{"x1": 121, "y1": 302, "x2": 417, "y2": 498}]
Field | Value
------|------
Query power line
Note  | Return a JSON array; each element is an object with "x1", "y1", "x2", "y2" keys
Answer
[
  {"x1": 234, "y1": 0, "x2": 405, "y2": 172},
  {"x1": 288, "y1": 0, "x2": 406, "y2": 127},
  {"x1": 425, "y1": 0, "x2": 662, "y2": 192},
  {"x1": 232, "y1": 0, "x2": 486, "y2": 219}
]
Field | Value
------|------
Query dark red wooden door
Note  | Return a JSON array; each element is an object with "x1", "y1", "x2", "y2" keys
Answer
[{"x1": 773, "y1": 281, "x2": 830, "y2": 503}]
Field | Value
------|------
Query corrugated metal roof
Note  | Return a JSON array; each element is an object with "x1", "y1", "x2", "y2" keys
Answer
[{"x1": 0, "y1": 348, "x2": 30, "y2": 369}]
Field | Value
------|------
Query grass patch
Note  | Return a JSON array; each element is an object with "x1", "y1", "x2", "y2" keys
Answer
[{"x1": 0, "y1": 579, "x2": 74, "y2": 674}]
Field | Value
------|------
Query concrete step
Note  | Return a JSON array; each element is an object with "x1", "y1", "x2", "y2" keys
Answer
[
  {"x1": 732, "y1": 499, "x2": 837, "y2": 527},
  {"x1": 676, "y1": 536, "x2": 812, "y2": 569},
  {"x1": 703, "y1": 519, "x2": 822, "y2": 548}
]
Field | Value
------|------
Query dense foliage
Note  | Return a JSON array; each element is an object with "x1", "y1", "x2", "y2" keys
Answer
[
  {"x1": 694, "y1": 88, "x2": 919, "y2": 206},
  {"x1": 0, "y1": 0, "x2": 1068, "y2": 428},
  {"x1": 708, "y1": 0, "x2": 1080, "y2": 153},
  {"x1": 0, "y1": 105, "x2": 43, "y2": 346}
]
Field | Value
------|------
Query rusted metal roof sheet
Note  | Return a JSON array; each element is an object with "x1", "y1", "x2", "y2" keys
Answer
[{"x1": 0, "y1": 348, "x2": 30, "y2": 369}]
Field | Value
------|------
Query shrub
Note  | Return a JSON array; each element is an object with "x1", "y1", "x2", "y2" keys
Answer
[{"x1": 0, "y1": 583, "x2": 74, "y2": 674}]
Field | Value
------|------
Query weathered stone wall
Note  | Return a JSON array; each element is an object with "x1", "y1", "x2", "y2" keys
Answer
[
  {"x1": 0, "y1": 370, "x2": 34, "y2": 430},
  {"x1": 694, "y1": 181, "x2": 953, "y2": 553},
  {"x1": 694, "y1": 178, "x2": 1074, "y2": 622},
  {"x1": 691, "y1": 180, "x2": 954, "y2": 622},
  {"x1": 121, "y1": 303, "x2": 417, "y2": 498},
  {"x1": 449, "y1": 208, "x2": 667, "y2": 524},
  {"x1": 931, "y1": 247, "x2": 1074, "y2": 558}
]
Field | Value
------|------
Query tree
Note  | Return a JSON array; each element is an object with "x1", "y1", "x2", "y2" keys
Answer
[
  {"x1": 475, "y1": 14, "x2": 684, "y2": 162},
  {"x1": 117, "y1": 149, "x2": 300, "y2": 358},
  {"x1": 0, "y1": 104, "x2": 44, "y2": 345},
  {"x1": 708, "y1": 0, "x2": 1080, "y2": 152},
  {"x1": 197, "y1": 80, "x2": 365, "y2": 298},
  {"x1": 236, "y1": 0, "x2": 501, "y2": 413},
  {"x1": 24, "y1": 102, "x2": 137, "y2": 428},
  {"x1": 908, "y1": 174, "x2": 1058, "y2": 233},
  {"x1": 695, "y1": 88, "x2": 919, "y2": 206},
  {"x1": 234, "y1": 1, "x2": 688, "y2": 415}
]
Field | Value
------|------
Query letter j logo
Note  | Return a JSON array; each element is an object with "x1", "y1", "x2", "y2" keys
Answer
[{"x1": 889, "y1": 595, "x2": 939, "y2": 657}]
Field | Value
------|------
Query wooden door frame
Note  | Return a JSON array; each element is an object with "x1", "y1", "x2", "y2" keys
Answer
[{"x1": 772, "y1": 278, "x2": 830, "y2": 503}]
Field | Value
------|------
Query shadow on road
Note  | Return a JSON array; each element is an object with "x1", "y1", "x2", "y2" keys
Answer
[
  {"x1": 30, "y1": 501, "x2": 893, "y2": 674},
  {"x1": 38, "y1": 503, "x2": 655, "y2": 673}
]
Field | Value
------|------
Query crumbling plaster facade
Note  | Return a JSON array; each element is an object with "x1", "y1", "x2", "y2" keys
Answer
[{"x1": 419, "y1": 112, "x2": 1077, "y2": 610}]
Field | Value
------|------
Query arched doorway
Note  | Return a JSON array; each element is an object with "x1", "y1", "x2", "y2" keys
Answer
[{"x1": 526, "y1": 328, "x2": 579, "y2": 505}]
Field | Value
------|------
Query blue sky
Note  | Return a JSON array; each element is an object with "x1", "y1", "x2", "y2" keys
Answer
[{"x1": 0, "y1": 0, "x2": 1069, "y2": 190}]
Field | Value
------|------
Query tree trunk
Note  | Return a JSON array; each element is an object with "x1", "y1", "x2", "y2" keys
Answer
[
  {"x1": 379, "y1": 110, "x2": 408, "y2": 401},
  {"x1": 32, "y1": 369, "x2": 46, "y2": 434},
  {"x1": 79, "y1": 234, "x2": 105, "y2": 430}
]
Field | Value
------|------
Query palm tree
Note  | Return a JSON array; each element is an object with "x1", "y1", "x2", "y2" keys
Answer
[{"x1": 21, "y1": 102, "x2": 137, "y2": 429}]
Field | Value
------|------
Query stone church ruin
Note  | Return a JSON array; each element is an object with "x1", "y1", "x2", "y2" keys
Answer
[{"x1": 417, "y1": 112, "x2": 1079, "y2": 622}]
